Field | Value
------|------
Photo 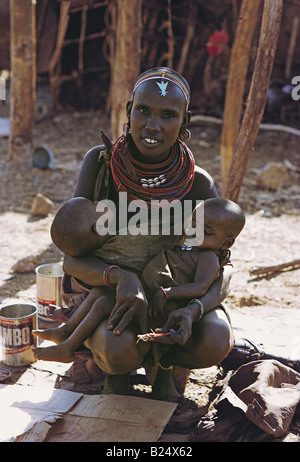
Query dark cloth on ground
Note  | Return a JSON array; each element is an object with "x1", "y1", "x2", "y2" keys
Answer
[{"x1": 191, "y1": 359, "x2": 300, "y2": 442}]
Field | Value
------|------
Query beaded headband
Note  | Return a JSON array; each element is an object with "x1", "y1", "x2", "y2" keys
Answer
[{"x1": 132, "y1": 70, "x2": 191, "y2": 109}]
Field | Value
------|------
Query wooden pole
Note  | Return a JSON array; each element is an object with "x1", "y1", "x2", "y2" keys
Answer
[
  {"x1": 220, "y1": 0, "x2": 261, "y2": 189},
  {"x1": 223, "y1": 0, "x2": 283, "y2": 203},
  {"x1": 8, "y1": 0, "x2": 36, "y2": 170},
  {"x1": 285, "y1": 16, "x2": 299, "y2": 79},
  {"x1": 177, "y1": 4, "x2": 197, "y2": 75},
  {"x1": 249, "y1": 258, "x2": 300, "y2": 277},
  {"x1": 111, "y1": 0, "x2": 142, "y2": 141},
  {"x1": 49, "y1": 1, "x2": 70, "y2": 109}
]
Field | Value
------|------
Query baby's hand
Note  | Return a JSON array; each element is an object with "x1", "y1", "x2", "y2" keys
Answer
[{"x1": 149, "y1": 289, "x2": 167, "y2": 318}]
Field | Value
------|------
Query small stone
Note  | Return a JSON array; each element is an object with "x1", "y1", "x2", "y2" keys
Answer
[
  {"x1": 30, "y1": 193, "x2": 54, "y2": 217},
  {"x1": 256, "y1": 162, "x2": 289, "y2": 191}
]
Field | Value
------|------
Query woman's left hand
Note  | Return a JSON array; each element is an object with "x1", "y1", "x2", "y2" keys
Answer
[{"x1": 152, "y1": 305, "x2": 197, "y2": 346}]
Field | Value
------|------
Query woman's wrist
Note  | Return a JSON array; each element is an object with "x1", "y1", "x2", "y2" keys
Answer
[
  {"x1": 187, "y1": 298, "x2": 204, "y2": 322},
  {"x1": 103, "y1": 265, "x2": 127, "y2": 286},
  {"x1": 160, "y1": 287, "x2": 171, "y2": 300}
]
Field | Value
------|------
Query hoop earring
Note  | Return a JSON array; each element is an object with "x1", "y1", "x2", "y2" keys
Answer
[{"x1": 179, "y1": 128, "x2": 191, "y2": 142}]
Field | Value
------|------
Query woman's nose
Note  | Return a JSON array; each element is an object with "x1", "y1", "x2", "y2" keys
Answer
[{"x1": 145, "y1": 116, "x2": 160, "y2": 131}]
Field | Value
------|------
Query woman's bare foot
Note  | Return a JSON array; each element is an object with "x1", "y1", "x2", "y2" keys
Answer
[
  {"x1": 101, "y1": 373, "x2": 130, "y2": 395},
  {"x1": 152, "y1": 366, "x2": 182, "y2": 402},
  {"x1": 32, "y1": 325, "x2": 69, "y2": 344},
  {"x1": 33, "y1": 342, "x2": 75, "y2": 363}
]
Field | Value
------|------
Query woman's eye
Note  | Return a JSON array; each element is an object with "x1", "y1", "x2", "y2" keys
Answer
[
  {"x1": 138, "y1": 107, "x2": 149, "y2": 114},
  {"x1": 163, "y1": 112, "x2": 175, "y2": 119}
]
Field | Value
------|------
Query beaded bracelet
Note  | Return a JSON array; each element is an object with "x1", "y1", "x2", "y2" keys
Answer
[
  {"x1": 188, "y1": 298, "x2": 204, "y2": 322},
  {"x1": 103, "y1": 265, "x2": 120, "y2": 287},
  {"x1": 160, "y1": 287, "x2": 169, "y2": 300}
]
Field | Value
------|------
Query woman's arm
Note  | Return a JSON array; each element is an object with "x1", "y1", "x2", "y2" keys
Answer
[
  {"x1": 199, "y1": 264, "x2": 233, "y2": 311},
  {"x1": 152, "y1": 265, "x2": 233, "y2": 346},
  {"x1": 73, "y1": 145, "x2": 104, "y2": 200},
  {"x1": 63, "y1": 253, "x2": 109, "y2": 287},
  {"x1": 63, "y1": 254, "x2": 148, "y2": 334}
]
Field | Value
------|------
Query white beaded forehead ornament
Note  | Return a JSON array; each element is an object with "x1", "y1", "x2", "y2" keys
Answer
[{"x1": 131, "y1": 69, "x2": 191, "y2": 109}]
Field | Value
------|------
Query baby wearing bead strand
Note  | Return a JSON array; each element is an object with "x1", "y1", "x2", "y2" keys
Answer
[{"x1": 32, "y1": 196, "x2": 245, "y2": 363}]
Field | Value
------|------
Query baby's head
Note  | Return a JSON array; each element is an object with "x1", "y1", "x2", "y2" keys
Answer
[
  {"x1": 192, "y1": 198, "x2": 245, "y2": 250},
  {"x1": 51, "y1": 197, "x2": 107, "y2": 257}
]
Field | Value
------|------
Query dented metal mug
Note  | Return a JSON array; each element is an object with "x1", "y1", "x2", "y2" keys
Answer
[{"x1": 0, "y1": 303, "x2": 38, "y2": 366}]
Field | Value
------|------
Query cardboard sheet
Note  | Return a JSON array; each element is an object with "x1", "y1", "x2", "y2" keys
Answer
[
  {"x1": 0, "y1": 383, "x2": 177, "y2": 442},
  {"x1": 46, "y1": 394, "x2": 177, "y2": 442},
  {"x1": 0, "y1": 384, "x2": 82, "y2": 442}
]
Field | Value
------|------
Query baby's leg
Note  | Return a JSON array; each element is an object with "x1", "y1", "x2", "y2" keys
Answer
[
  {"x1": 33, "y1": 287, "x2": 112, "y2": 344},
  {"x1": 33, "y1": 295, "x2": 115, "y2": 363}
]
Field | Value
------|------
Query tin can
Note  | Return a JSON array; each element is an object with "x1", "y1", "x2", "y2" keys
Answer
[
  {"x1": 35, "y1": 263, "x2": 64, "y2": 321},
  {"x1": 0, "y1": 303, "x2": 38, "y2": 366}
]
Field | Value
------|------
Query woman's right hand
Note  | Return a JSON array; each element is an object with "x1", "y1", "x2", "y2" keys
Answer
[{"x1": 107, "y1": 269, "x2": 148, "y2": 336}]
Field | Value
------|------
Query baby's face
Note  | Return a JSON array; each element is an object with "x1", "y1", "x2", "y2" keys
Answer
[{"x1": 191, "y1": 208, "x2": 230, "y2": 250}]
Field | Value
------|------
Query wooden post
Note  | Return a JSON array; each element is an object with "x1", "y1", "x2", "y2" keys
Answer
[
  {"x1": 48, "y1": 1, "x2": 70, "y2": 109},
  {"x1": 220, "y1": 0, "x2": 261, "y2": 189},
  {"x1": 223, "y1": 0, "x2": 283, "y2": 203},
  {"x1": 111, "y1": 0, "x2": 142, "y2": 141},
  {"x1": 285, "y1": 16, "x2": 299, "y2": 79},
  {"x1": 8, "y1": 0, "x2": 36, "y2": 170}
]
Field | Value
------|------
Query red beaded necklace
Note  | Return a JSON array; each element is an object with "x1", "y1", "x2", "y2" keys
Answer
[{"x1": 110, "y1": 135, "x2": 195, "y2": 207}]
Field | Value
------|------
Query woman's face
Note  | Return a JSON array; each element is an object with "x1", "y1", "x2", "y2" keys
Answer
[{"x1": 128, "y1": 80, "x2": 188, "y2": 163}]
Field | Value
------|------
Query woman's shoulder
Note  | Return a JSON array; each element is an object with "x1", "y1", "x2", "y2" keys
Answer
[
  {"x1": 83, "y1": 144, "x2": 105, "y2": 163},
  {"x1": 194, "y1": 164, "x2": 214, "y2": 182},
  {"x1": 191, "y1": 165, "x2": 218, "y2": 199},
  {"x1": 73, "y1": 145, "x2": 105, "y2": 199}
]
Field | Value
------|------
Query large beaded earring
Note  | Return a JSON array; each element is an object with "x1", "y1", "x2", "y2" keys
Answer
[
  {"x1": 124, "y1": 121, "x2": 131, "y2": 141},
  {"x1": 179, "y1": 127, "x2": 191, "y2": 142}
]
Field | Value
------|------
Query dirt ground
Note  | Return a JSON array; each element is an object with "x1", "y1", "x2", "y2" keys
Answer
[{"x1": 0, "y1": 87, "x2": 300, "y2": 441}]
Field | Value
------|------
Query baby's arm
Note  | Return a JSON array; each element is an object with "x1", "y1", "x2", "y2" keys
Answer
[{"x1": 162, "y1": 251, "x2": 220, "y2": 301}]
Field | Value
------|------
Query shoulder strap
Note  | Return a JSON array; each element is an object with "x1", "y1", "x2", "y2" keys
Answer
[{"x1": 93, "y1": 131, "x2": 113, "y2": 201}]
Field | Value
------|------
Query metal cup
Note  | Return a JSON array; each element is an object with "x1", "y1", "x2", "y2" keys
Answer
[
  {"x1": 0, "y1": 302, "x2": 38, "y2": 366},
  {"x1": 35, "y1": 263, "x2": 64, "y2": 321}
]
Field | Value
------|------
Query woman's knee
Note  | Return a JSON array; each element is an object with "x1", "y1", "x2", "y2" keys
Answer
[
  {"x1": 86, "y1": 321, "x2": 149, "y2": 374},
  {"x1": 196, "y1": 310, "x2": 233, "y2": 365},
  {"x1": 165, "y1": 309, "x2": 233, "y2": 369}
]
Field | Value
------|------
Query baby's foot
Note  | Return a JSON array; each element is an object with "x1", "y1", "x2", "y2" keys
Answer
[
  {"x1": 33, "y1": 343, "x2": 75, "y2": 363},
  {"x1": 32, "y1": 326, "x2": 68, "y2": 344}
]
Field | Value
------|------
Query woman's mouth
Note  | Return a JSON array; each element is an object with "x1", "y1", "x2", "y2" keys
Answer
[{"x1": 143, "y1": 137, "x2": 160, "y2": 146}]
